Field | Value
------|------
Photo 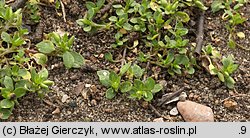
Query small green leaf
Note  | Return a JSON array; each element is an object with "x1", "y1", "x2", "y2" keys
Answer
[
  {"x1": 68, "y1": 36, "x2": 75, "y2": 48},
  {"x1": 211, "y1": 0, "x2": 225, "y2": 13},
  {"x1": 144, "y1": 91, "x2": 153, "y2": 101},
  {"x1": 32, "y1": 53, "x2": 48, "y2": 65},
  {"x1": 0, "y1": 99, "x2": 14, "y2": 109},
  {"x1": 70, "y1": 51, "x2": 85, "y2": 68},
  {"x1": 123, "y1": 22, "x2": 133, "y2": 31},
  {"x1": 120, "y1": 81, "x2": 132, "y2": 93},
  {"x1": 174, "y1": 54, "x2": 189, "y2": 66},
  {"x1": 38, "y1": 68, "x2": 49, "y2": 81},
  {"x1": 86, "y1": 2, "x2": 96, "y2": 9},
  {"x1": 109, "y1": 16, "x2": 118, "y2": 22},
  {"x1": 217, "y1": 72, "x2": 225, "y2": 82},
  {"x1": 96, "y1": 0, "x2": 105, "y2": 8},
  {"x1": 133, "y1": 79, "x2": 144, "y2": 91},
  {"x1": 113, "y1": 4, "x2": 123, "y2": 9},
  {"x1": 152, "y1": 84, "x2": 163, "y2": 93},
  {"x1": 158, "y1": 41, "x2": 165, "y2": 47},
  {"x1": 175, "y1": 11, "x2": 190, "y2": 22},
  {"x1": 4, "y1": 76, "x2": 14, "y2": 91},
  {"x1": 84, "y1": 26, "x2": 92, "y2": 32},
  {"x1": 0, "y1": 109, "x2": 12, "y2": 119},
  {"x1": 63, "y1": 51, "x2": 75, "y2": 69},
  {"x1": 164, "y1": 51, "x2": 174, "y2": 65},
  {"x1": 187, "y1": 67, "x2": 195, "y2": 74},
  {"x1": 228, "y1": 39, "x2": 236, "y2": 49},
  {"x1": 18, "y1": 69, "x2": 31, "y2": 80},
  {"x1": 130, "y1": 64, "x2": 144, "y2": 79},
  {"x1": 97, "y1": 70, "x2": 110, "y2": 87},
  {"x1": 104, "y1": 52, "x2": 114, "y2": 62},
  {"x1": 1, "y1": 32, "x2": 11, "y2": 43},
  {"x1": 119, "y1": 62, "x2": 131, "y2": 76},
  {"x1": 109, "y1": 71, "x2": 121, "y2": 91},
  {"x1": 194, "y1": 0, "x2": 208, "y2": 11},
  {"x1": 144, "y1": 77, "x2": 155, "y2": 90},
  {"x1": 43, "y1": 80, "x2": 54, "y2": 86},
  {"x1": 106, "y1": 88, "x2": 116, "y2": 99},
  {"x1": 87, "y1": 8, "x2": 95, "y2": 19},
  {"x1": 13, "y1": 87, "x2": 27, "y2": 98},
  {"x1": 225, "y1": 76, "x2": 235, "y2": 89},
  {"x1": 36, "y1": 40, "x2": 55, "y2": 54}
]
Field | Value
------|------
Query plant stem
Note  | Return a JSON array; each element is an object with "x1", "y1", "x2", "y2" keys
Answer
[{"x1": 0, "y1": 48, "x2": 15, "y2": 57}]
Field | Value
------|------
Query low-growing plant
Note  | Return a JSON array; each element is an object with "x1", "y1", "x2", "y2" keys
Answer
[
  {"x1": 79, "y1": 0, "x2": 206, "y2": 77},
  {"x1": 0, "y1": 1, "x2": 53, "y2": 119},
  {"x1": 76, "y1": 0, "x2": 111, "y2": 32},
  {"x1": 35, "y1": 32, "x2": 85, "y2": 69},
  {"x1": 97, "y1": 62, "x2": 162, "y2": 101},
  {"x1": 211, "y1": 0, "x2": 247, "y2": 48},
  {"x1": 24, "y1": 0, "x2": 41, "y2": 23},
  {"x1": 202, "y1": 44, "x2": 238, "y2": 88}
]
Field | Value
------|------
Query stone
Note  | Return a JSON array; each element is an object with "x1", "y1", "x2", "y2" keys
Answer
[
  {"x1": 85, "y1": 84, "x2": 91, "y2": 88},
  {"x1": 153, "y1": 118, "x2": 164, "y2": 122},
  {"x1": 169, "y1": 107, "x2": 179, "y2": 116},
  {"x1": 177, "y1": 100, "x2": 214, "y2": 122},
  {"x1": 52, "y1": 107, "x2": 60, "y2": 114},
  {"x1": 61, "y1": 94, "x2": 69, "y2": 103}
]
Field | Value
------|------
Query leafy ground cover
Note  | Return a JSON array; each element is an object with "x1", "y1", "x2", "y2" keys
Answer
[{"x1": 0, "y1": 0, "x2": 249, "y2": 121}]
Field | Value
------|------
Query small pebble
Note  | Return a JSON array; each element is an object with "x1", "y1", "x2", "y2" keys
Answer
[
  {"x1": 223, "y1": 99, "x2": 237, "y2": 110},
  {"x1": 52, "y1": 107, "x2": 60, "y2": 114},
  {"x1": 169, "y1": 107, "x2": 179, "y2": 116},
  {"x1": 85, "y1": 84, "x2": 91, "y2": 88},
  {"x1": 61, "y1": 95, "x2": 69, "y2": 103},
  {"x1": 153, "y1": 118, "x2": 164, "y2": 122},
  {"x1": 179, "y1": 92, "x2": 187, "y2": 101}
]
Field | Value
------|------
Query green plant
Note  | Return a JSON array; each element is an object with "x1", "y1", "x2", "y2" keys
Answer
[
  {"x1": 24, "y1": 0, "x2": 41, "y2": 23},
  {"x1": 211, "y1": 0, "x2": 247, "y2": 48},
  {"x1": 35, "y1": 32, "x2": 85, "y2": 69},
  {"x1": 202, "y1": 44, "x2": 238, "y2": 88},
  {"x1": 76, "y1": 0, "x2": 111, "y2": 32},
  {"x1": 0, "y1": 1, "x2": 53, "y2": 119},
  {"x1": 79, "y1": 0, "x2": 206, "y2": 77},
  {"x1": 97, "y1": 62, "x2": 162, "y2": 101}
]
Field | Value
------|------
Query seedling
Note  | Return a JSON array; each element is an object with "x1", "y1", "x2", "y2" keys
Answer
[
  {"x1": 211, "y1": 0, "x2": 247, "y2": 48},
  {"x1": 35, "y1": 32, "x2": 85, "y2": 69},
  {"x1": 79, "y1": 0, "x2": 206, "y2": 76},
  {"x1": 76, "y1": 0, "x2": 111, "y2": 32},
  {"x1": 202, "y1": 44, "x2": 238, "y2": 88},
  {"x1": 0, "y1": 1, "x2": 54, "y2": 119},
  {"x1": 24, "y1": 1, "x2": 41, "y2": 23},
  {"x1": 97, "y1": 62, "x2": 162, "y2": 101},
  {"x1": 129, "y1": 78, "x2": 162, "y2": 101}
]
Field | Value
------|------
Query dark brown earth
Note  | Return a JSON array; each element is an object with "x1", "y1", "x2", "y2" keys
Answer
[{"x1": 3, "y1": 0, "x2": 250, "y2": 122}]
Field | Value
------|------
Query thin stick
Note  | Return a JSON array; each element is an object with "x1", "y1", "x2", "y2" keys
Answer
[
  {"x1": 6, "y1": 0, "x2": 15, "y2": 4},
  {"x1": 194, "y1": 10, "x2": 205, "y2": 57},
  {"x1": 121, "y1": 47, "x2": 127, "y2": 66},
  {"x1": 157, "y1": 87, "x2": 187, "y2": 107},
  {"x1": 59, "y1": 0, "x2": 66, "y2": 22},
  {"x1": 149, "y1": 104, "x2": 162, "y2": 117}
]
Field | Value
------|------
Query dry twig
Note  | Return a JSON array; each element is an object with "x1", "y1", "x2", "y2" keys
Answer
[
  {"x1": 157, "y1": 86, "x2": 187, "y2": 107},
  {"x1": 59, "y1": 0, "x2": 66, "y2": 22},
  {"x1": 194, "y1": 10, "x2": 205, "y2": 57}
]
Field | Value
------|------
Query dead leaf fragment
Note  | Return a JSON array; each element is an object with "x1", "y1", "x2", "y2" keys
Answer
[
  {"x1": 237, "y1": 32, "x2": 245, "y2": 39},
  {"x1": 224, "y1": 99, "x2": 237, "y2": 110}
]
